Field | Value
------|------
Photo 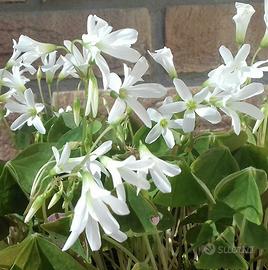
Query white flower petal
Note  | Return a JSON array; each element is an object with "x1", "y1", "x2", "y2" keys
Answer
[
  {"x1": 109, "y1": 72, "x2": 122, "y2": 91},
  {"x1": 86, "y1": 215, "x2": 101, "y2": 251},
  {"x1": 128, "y1": 83, "x2": 166, "y2": 98},
  {"x1": 102, "y1": 195, "x2": 130, "y2": 215},
  {"x1": 162, "y1": 128, "x2": 175, "y2": 149},
  {"x1": 235, "y1": 44, "x2": 250, "y2": 63},
  {"x1": 120, "y1": 168, "x2": 150, "y2": 191},
  {"x1": 102, "y1": 45, "x2": 140, "y2": 63},
  {"x1": 32, "y1": 116, "x2": 46, "y2": 134},
  {"x1": 230, "y1": 101, "x2": 264, "y2": 120},
  {"x1": 109, "y1": 230, "x2": 127, "y2": 243},
  {"x1": 145, "y1": 124, "x2": 162, "y2": 144},
  {"x1": 183, "y1": 111, "x2": 195, "y2": 133},
  {"x1": 150, "y1": 168, "x2": 171, "y2": 193},
  {"x1": 147, "y1": 108, "x2": 162, "y2": 122},
  {"x1": 126, "y1": 97, "x2": 151, "y2": 128},
  {"x1": 10, "y1": 113, "x2": 29, "y2": 130},
  {"x1": 219, "y1": 46, "x2": 234, "y2": 64},
  {"x1": 108, "y1": 98, "x2": 126, "y2": 124},
  {"x1": 193, "y1": 87, "x2": 209, "y2": 104},
  {"x1": 24, "y1": 89, "x2": 35, "y2": 108},
  {"x1": 158, "y1": 101, "x2": 187, "y2": 115},
  {"x1": 95, "y1": 53, "x2": 110, "y2": 90},
  {"x1": 195, "y1": 106, "x2": 221, "y2": 124},
  {"x1": 173, "y1": 78, "x2": 192, "y2": 101},
  {"x1": 233, "y1": 83, "x2": 264, "y2": 100}
]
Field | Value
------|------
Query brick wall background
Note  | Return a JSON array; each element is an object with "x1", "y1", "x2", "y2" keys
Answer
[
  {"x1": 0, "y1": 0, "x2": 267, "y2": 87},
  {"x1": 0, "y1": 0, "x2": 267, "y2": 160}
]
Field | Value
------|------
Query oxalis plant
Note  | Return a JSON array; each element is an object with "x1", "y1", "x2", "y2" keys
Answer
[{"x1": 2, "y1": 1, "x2": 268, "y2": 270}]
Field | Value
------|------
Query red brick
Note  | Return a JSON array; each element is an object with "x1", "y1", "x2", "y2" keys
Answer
[
  {"x1": 166, "y1": 3, "x2": 267, "y2": 73},
  {"x1": 0, "y1": 8, "x2": 152, "y2": 72}
]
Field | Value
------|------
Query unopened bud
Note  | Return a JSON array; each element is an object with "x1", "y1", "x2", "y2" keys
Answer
[{"x1": 73, "y1": 97, "x2": 81, "y2": 127}]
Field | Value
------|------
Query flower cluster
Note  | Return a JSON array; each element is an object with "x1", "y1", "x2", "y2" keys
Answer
[{"x1": 0, "y1": 1, "x2": 267, "y2": 254}]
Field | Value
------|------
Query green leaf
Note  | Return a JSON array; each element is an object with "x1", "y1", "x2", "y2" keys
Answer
[
  {"x1": 195, "y1": 238, "x2": 248, "y2": 269},
  {"x1": 61, "y1": 112, "x2": 77, "y2": 129},
  {"x1": 153, "y1": 162, "x2": 209, "y2": 207},
  {"x1": 242, "y1": 220, "x2": 268, "y2": 249},
  {"x1": 47, "y1": 116, "x2": 71, "y2": 143},
  {"x1": 89, "y1": 120, "x2": 102, "y2": 135},
  {"x1": 234, "y1": 144, "x2": 268, "y2": 174},
  {"x1": 214, "y1": 131, "x2": 248, "y2": 152},
  {"x1": 7, "y1": 143, "x2": 53, "y2": 195},
  {"x1": 191, "y1": 147, "x2": 239, "y2": 190},
  {"x1": 0, "y1": 234, "x2": 86, "y2": 270},
  {"x1": 126, "y1": 185, "x2": 158, "y2": 233},
  {"x1": 0, "y1": 165, "x2": 27, "y2": 216},
  {"x1": 214, "y1": 167, "x2": 264, "y2": 225},
  {"x1": 57, "y1": 126, "x2": 83, "y2": 148}
]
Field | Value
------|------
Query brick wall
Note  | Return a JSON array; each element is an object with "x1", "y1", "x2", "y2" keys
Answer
[{"x1": 0, "y1": 0, "x2": 266, "y2": 160}]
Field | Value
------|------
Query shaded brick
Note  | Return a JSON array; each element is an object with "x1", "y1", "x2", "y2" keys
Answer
[
  {"x1": 0, "y1": 0, "x2": 25, "y2": 2},
  {"x1": 0, "y1": 8, "x2": 152, "y2": 72},
  {"x1": 165, "y1": 3, "x2": 268, "y2": 73}
]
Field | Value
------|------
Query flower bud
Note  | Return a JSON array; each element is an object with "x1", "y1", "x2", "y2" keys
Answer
[
  {"x1": 25, "y1": 193, "x2": 46, "y2": 223},
  {"x1": 85, "y1": 77, "x2": 99, "y2": 118},
  {"x1": 233, "y1": 2, "x2": 255, "y2": 45},
  {"x1": 73, "y1": 97, "x2": 81, "y2": 127},
  {"x1": 48, "y1": 183, "x2": 63, "y2": 210},
  {"x1": 148, "y1": 47, "x2": 177, "y2": 79},
  {"x1": 37, "y1": 67, "x2": 42, "y2": 81}
]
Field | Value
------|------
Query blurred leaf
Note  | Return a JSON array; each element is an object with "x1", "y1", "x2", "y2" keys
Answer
[
  {"x1": 234, "y1": 144, "x2": 268, "y2": 174},
  {"x1": 214, "y1": 167, "x2": 265, "y2": 225},
  {"x1": 48, "y1": 116, "x2": 71, "y2": 143},
  {"x1": 242, "y1": 220, "x2": 268, "y2": 249},
  {"x1": 126, "y1": 185, "x2": 158, "y2": 233},
  {"x1": 57, "y1": 126, "x2": 83, "y2": 148},
  {"x1": 154, "y1": 162, "x2": 209, "y2": 207},
  {"x1": 0, "y1": 165, "x2": 27, "y2": 216},
  {"x1": 7, "y1": 143, "x2": 53, "y2": 195},
  {"x1": 0, "y1": 234, "x2": 86, "y2": 270},
  {"x1": 191, "y1": 147, "x2": 239, "y2": 190},
  {"x1": 214, "y1": 131, "x2": 248, "y2": 152}
]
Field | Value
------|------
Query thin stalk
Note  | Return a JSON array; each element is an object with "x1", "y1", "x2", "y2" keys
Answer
[
  {"x1": 251, "y1": 47, "x2": 261, "y2": 65},
  {"x1": 48, "y1": 83, "x2": 52, "y2": 104},
  {"x1": 42, "y1": 202, "x2": 47, "y2": 222},
  {"x1": 143, "y1": 235, "x2": 158, "y2": 270},
  {"x1": 92, "y1": 251, "x2": 107, "y2": 270},
  {"x1": 126, "y1": 258, "x2": 132, "y2": 270},
  {"x1": 154, "y1": 230, "x2": 168, "y2": 270},
  {"x1": 102, "y1": 235, "x2": 139, "y2": 264},
  {"x1": 37, "y1": 79, "x2": 46, "y2": 109},
  {"x1": 117, "y1": 250, "x2": 126, "y2": 270}
]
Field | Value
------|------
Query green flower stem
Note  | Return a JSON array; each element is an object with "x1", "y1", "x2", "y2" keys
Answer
[
  {"x1": 251, "y1": 47, "x2": 262, "y2": 65},
  {"x1": 92, "y1": 251, "x2": 107, "y2": 270},
  {"x1": 102, "y1": 235, "x2": 139, "y2": 264},
  {"x1": 37, "y1": 78, "x2": 47, "y2": 112},
  {"x1": 42, "y1": 202, "x2": 47, "y2": 222},
  {"x1": 48, "y1": 83, "x2": 52, "y2": 105},
  {"x1": 153, "y1": 229, "x2": 168, "y2": 270},
  {"x1": 143, "y1": 235, "x2": 158, "y2": 270}
]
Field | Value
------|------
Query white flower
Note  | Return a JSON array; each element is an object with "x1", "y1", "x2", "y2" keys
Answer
[
  {"x1": 81, "y1": 15, "x2": 141, "y2": 89},
  {"x1": 3, "y1": 66, "x2": 29, "y2": 93},
  {"x1": 233, "y1": 2, "x2": 255, "y2": 45},
  {"x1": 41, "y1": 51, "x2": 62, "y2": 84},
  {"x1": 208, "y1": 45, "x2": 267, "y2": 91},
  {"x1": 100, "y1": 155, "x2": 151, "y2": 201},
  {"x1": 145, "y1": 106, "x2": 182, "y2": 149},
  {"x1": 63, "y1": 40, "x2": 91, "y2": 78},
  {"x1": 139, "y1": 144, "x2": 181, "y2": 193},
  {"x1": 148, "y1": 47, "x2": 177, "y2": 78},
  {"x1": 220, "y1": 83, "x2": 264, "y2": 135},
  {"x1": 261, "y1": 0, "x2": 268, "y2": 47},
  {"x1": 54, "y1": 105, "x2": 72, "y2": 117},
  {"x1": 107, "y1": 57, "x2": 167, "y2": 127},
  {"x1": 5, "y1": 88, "x2": 46, "y2": 134},
  {"x1": 51, "y1": 141, "x2": 112, "y2": 175},
  {"x1": 160, "y1": 79, "x2": 221, "y2": 133},
  {"x1": 82, "y1": 15, "x2": 140, "y2": 63},
  {"x1": 62, "y1": 171, "x2": 129, "y2": 252},
  {"x1": 15, "y1": 35, "x2": 56, "y2": 56}
]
